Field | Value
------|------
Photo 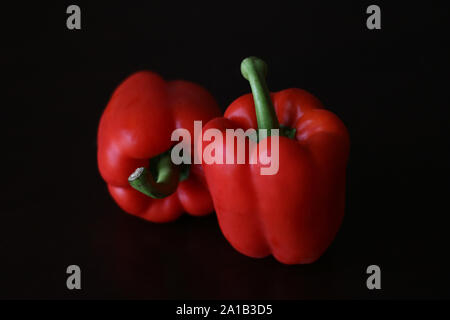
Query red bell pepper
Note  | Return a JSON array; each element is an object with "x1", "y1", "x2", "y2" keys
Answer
[
  {"x1": 199, "y1": 57, "x2": 350, "y2": 264},
  {"x1": 98, "y1": 71, "x2": 221, "y2": 222}
]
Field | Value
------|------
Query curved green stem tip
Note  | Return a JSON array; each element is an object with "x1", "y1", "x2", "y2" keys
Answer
[
  {"x1": 128, "y1": 153, "x2": 180, "y2": 199},
  {"x1": 240, "y1": 57, "x2": 279, "y2": 134}
]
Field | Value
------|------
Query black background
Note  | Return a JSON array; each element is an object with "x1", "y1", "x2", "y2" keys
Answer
[{"x1": 1, "y1": 1, "x2": 449, "y2": 299}]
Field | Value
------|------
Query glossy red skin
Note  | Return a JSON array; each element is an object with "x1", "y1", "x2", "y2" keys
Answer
[
  {"x1": 199, "y1": 89, "x2": 350, "y2": 264},
  {"x1": 98, "y1": 71, "x2": 221, "y2": 222}
]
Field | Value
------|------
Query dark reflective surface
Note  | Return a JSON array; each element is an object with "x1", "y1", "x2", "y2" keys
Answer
[{"x1": 1, "y1": 2, "x2": 449, "y2": 299}]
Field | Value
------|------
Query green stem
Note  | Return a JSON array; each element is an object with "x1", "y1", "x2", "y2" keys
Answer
[
  {"x1": 128, "y1": 152, "x2": 180, "y2": 199},
  {"x1": 241, "y1": 57, "x2": 296, "y2": 139},
  {"x1": 241, "y1": 57, "x2": 279, "y2": 136}
]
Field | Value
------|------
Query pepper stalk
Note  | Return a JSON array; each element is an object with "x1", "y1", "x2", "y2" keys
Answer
[{"x1": 241, "y1": 56, "x2": 296, "y2": 139}]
